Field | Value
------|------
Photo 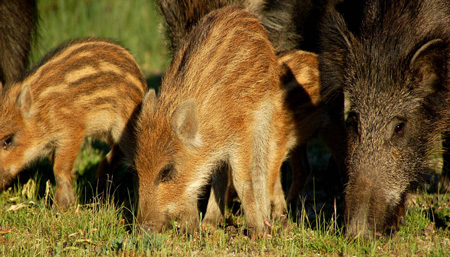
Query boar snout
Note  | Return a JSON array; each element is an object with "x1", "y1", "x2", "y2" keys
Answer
[{"x1": 345, "y1": 170, "x2": 406, "y2": 240}]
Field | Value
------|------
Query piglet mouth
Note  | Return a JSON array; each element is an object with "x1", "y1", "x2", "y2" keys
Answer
[
  {"x1": 138, "y1": 217, "x2": 171, "y2": 234},
  {"x1": 0, "y1": 170, "x2": 13, "y2": 191},
  {"x1": 139, "y1": 223, "x2": 164, "y2": 234}
]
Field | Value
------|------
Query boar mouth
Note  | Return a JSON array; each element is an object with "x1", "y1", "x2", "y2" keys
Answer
[{"x1": 345, "y1": 193, "x2": 406, "y2": 240}]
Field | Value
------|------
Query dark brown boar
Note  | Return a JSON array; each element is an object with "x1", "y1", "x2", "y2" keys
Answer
[
  {"x1": 0, "y1": 0, "x2": 38, "y2": 86},
  {"x1": 0, "y1": 38, "x2": 147, "y2": 208},
  {"x1": 319, "y1": 0, "x2": 450, "y2": 239},
  {"x1": 134, "y1": 6, "x2": 298, "y2": 236}
]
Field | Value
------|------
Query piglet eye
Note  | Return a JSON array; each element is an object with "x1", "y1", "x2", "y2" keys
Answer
[
  {"x1": 2, "y1": 135, "x2": 13, "y2": 150},
  {"x1": 394, "y1": 122, "x2": 405, "y2": 135},
  {"x1": 159, "y1": 164, "x2": 175, "y2": 183}
]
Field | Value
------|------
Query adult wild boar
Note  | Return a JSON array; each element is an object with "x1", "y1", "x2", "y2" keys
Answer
[{"x1": 320, "y1": 0, "x2": 450, "y2": 239}]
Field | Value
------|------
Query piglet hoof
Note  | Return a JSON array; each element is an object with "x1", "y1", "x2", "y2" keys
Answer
[
  {"x1": 246, "y1": 222, "x2": 273, "y2": 240},
  {"x1": 273, "y1": 214, "x2": 289, "y2": 232},
  {"x1": 201, "y1": 222, "x2": 217, "y2": 233}
]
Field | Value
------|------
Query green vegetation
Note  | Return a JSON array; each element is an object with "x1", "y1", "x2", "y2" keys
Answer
[
  {"x1": 1, "y1": 172, "x2": 449, "y2": 256},
  {"x1": 1, "y1": 0, "x2": 449, "y2": 256},
  {"x1": 33, "y1": 0, "x2": 169, "y2": 78}
]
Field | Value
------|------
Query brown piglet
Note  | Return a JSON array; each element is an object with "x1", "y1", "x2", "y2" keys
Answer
[
  {"x1": 134, "y1": 6, "x2": 297, "y2": 236},
  {"x1": 0, "y1": 38, "x2": 147, "y2": 208}
]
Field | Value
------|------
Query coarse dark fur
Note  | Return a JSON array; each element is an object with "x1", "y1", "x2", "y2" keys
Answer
[
  {"x1": 319, "y1": 0, "x2": 450, "y2": 239},
  {"x1": 0, "y1": 0, "x2": 38, "y2": 86}
]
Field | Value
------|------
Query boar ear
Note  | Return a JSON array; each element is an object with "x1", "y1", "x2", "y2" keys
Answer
[
  {"x1": 171, "y1": 99, "x2": 201, "y2": 147},
  {"x1": 320, "y1": 9, "x2": 357, "y2": 59},
  {"x1": 409, "y1": 39, "x2": 445, "y2": 96},
  {"x1": 319, "y1": 8, "x2": 358, "y2": 101},
  {"x1": 17, "y1": 84, "x2": 33, "y2": 117}
]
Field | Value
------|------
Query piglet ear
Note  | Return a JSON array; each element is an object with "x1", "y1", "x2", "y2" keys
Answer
[
  {"x1": 142, "y1": 88, "x2": 157, "y2": 115},
  {"x1": 17, "y1": 84, "x2": 33, "y2": 117},
  {"x1": 409, "y1": 39, "x2": 445, "y2": 96},
  {"x1": 279, "y1": 50, "x2": 321, "y2": 106},
  {"x1": 171, "y1": 99, "x2": 201, "y2": 147}
]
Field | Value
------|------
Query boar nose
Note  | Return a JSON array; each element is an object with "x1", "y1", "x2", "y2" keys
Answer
[{"x1": 346, "y1": 214, "x2": 374, "y2": 240}]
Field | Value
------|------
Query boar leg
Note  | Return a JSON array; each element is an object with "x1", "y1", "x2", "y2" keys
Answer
[
  {"x1": 53, "y1": 137, "x2": 84, "y2": 208},
  {"x1": 202, "y1": 164, "x2": 229, "y2": 228},
  {"x1": 286, "y1": 145, "x2": 311, "y2": 214}
]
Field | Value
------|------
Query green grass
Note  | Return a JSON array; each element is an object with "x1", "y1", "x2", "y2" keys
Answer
[
  {"x1": 1, "y1": 0, "x2": 450, "y2": 256},
  {"x1": 32, "y1": 0, "x2": 170, "y2": 78},
  {"x1": 1, "y1": 174, "x2": 449, "y2": 256}
]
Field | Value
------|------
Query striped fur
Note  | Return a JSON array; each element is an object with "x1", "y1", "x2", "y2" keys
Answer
[
  {"x1": 134, "y1": 6, "x2": 297, "y2": 236},
  {"x1": 0, "y1": 38, "x2": 147, "y2": 208}
]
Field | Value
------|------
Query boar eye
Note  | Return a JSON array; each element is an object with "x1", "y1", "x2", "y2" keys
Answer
[
  {"x1": 1, "y1": 135, "x2": 13, "y2": 150},
  {"x1": 394, "y1": 122, "x2": 406, "y2": 135},
  {"x1": 158, "y1": 164, "x2": 175, "y2": 183}
]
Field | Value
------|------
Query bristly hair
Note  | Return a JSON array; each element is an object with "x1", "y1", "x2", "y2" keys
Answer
[
  {"x1": 19, "y1": 37, "x2": 125, "y2": 82},
  {"x1": 319, "y1": 0, "x2": 450, "y2": 108}
]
